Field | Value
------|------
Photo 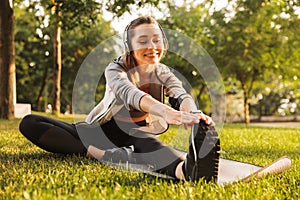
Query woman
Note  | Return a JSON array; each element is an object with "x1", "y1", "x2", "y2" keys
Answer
[{"x1": 19, "y1": 16, "x2": 220, "y2": 182}]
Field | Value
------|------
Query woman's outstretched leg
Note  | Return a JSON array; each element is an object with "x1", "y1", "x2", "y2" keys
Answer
[
  {"x1": 19, "y1": 114, "x2": 86, "y2": 155},
  {"x1": 86, "y1": 120, "x2": 221, "y2": 182}
]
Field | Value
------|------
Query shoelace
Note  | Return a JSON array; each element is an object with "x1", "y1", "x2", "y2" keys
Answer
[
  {"x1": 190, "y1": 110, "x2": 203, "y2": 163},
  {"x1": 191, "y1": 125, "x2": 198, "y2": 163}
]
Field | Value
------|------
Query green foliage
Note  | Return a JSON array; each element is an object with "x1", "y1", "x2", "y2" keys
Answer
[
  {"x1": 60, "y1": 15, "x2": 115, "y2": 113},
  {"x1": 38, "y1": 0, "x2": 102, "y2": 30},
  {"x1": 202, "y1": 0, "x2": 300, "y2": 122},
  {"x1": 160, "y1": 4, "x2": 220, "y2": 113},
  {"x1": 13, "y1": 0, "x2": 300, "y2": 119},
  {"x1": 14, "y1": 4, "x2": 53, "y2": 110},
  {"x1": 105, "y1": 0, "x2": 161, "y2": 17},
  {"x1": 209, "y1": 1, "x2": 281, "y2": 86},
  {"x1": 14, "y1": 3, "x2": 114, "y2": 113},
  {"x1": 250, "y1": 72, "x2": 300, "y2": 116},
  {"x1": 57, "y1": 0, "x2": 101, "y2": 30},
  {"x1": 1, "y1": 116, "x2": 299, "y2": 199}
]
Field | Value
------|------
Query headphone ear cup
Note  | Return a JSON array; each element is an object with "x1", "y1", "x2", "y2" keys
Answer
[
  {"x1": 159, "y1": 25, "x2": 168, "y2": 51},
  {"x1": 124, "y1": 41, "x2": 129, "y2": 53},
  {"x1": 163, "y1": 38, "x2": 169, "y2": 51},
  {"x1": 123, "y1": 24, "x2": 130, "y2": 54}
]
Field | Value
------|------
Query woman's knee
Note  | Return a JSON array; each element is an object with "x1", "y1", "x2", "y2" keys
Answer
[
  {"x1": 19, "y1": 114, "x2": 36, "y2": 132},
  {"x1": 133, "y1": 134, "x2": 164, "y2": 153},
  {"x1": 19, "y1": 114, "x2": 46, "y2": 141}
]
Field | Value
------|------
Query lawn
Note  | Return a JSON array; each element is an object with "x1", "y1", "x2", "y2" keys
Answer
[{"x1": 0, "y1": 114, "x2": 299, "y2": 200}]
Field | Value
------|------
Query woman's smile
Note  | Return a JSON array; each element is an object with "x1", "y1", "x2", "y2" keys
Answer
[{"x1": 144, "y1": 51, "x2": 160, "y2": 59}]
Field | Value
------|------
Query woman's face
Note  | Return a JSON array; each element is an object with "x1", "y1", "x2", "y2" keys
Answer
[{"x1": 130, "y1": 23, "x2": 164, "y2": 66}]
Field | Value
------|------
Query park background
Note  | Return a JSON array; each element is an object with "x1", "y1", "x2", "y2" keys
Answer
[
  {"x1": 1, "y1": 0, "x2": 299, "y2": 124},
  {"x1": 0, "y1": 0, "x2": 299, "y2": 199}
]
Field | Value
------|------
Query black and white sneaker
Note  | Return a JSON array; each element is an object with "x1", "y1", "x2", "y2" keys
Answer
[
  {"x1": 102, "y1": 146, "x2": 136, "y2": 164},
  {"x1": 184, "y1": 120, "x2": 220, "y2": 182}
]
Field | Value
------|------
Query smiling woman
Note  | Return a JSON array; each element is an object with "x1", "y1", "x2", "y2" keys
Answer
[{"x1": 19, "y1": 16, "x2": 219, "y2": 183}]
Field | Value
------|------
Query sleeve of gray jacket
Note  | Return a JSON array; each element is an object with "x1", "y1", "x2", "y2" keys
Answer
[
  {"x1": 157, "y1": 64, "x2": 193, "y2": 102},
  {"x1": 105, "y1": 63, "x2": 147, "y2": 111}
]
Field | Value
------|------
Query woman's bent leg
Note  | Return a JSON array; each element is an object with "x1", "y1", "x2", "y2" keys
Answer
[
  {"x1": 131, "y1": 132, "x2": 185, "y2": 178},
  {"x1": 95, "y1": 119, "x2": 184, "y2": 177},
  {"x1": 19, "y1": 114, "x2": 86, "y2": 155}
]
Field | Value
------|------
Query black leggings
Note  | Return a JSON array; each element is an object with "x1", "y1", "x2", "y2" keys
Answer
[{"x1": 19, "y1": 114, "x2": 184, "y2": 177}]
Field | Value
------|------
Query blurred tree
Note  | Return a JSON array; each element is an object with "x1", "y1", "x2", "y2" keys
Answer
[
  {"x1": 41, "y1": 0, "x2": 162, "y2": 114},
  {"x1": 14, "y1": 2, "x2": 114, "y2": 113},
  {"x1": 160, "y1": 2, "x2": 216, "y2": 114},
  {"x1": 3, "y1": 0, "x2": 167, "y2": 118},
  {"x1": 61, "y1": 15, "x2": 115, "y2": 114},
  {"x1": 105, "y1": 0, "x2": 161, "y2": 17},
  {"x1": 15, "y1": 3, "x2": 52, "y2": 111},
  {"x1": 0, "y1": 0, "x2": 16, "y2": 119},
  {"x1": 250, "y1": 71, "x2": 300, "y2": 117},
  {"x1": 39, "y1": 0, "x2": 102, "y2": 114},
  {"x1": 206, "y1": 0, "x2": 300, "y2": 124},
  {"x1": 157, "y1": 2, "x2": 227, "y2": 122},
  {"x1": 11, "y1": 0, "x2": 300, "y2": 121}
]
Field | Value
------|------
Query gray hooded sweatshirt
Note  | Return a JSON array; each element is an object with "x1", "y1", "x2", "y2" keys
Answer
[{"x1": 85, "y1": 56, "x2": 192, "y2": 134}]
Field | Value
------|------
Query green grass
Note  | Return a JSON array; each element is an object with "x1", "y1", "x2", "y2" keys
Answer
[{"x1": 0, "y1": 115, "x2": 299, "y2": 200}]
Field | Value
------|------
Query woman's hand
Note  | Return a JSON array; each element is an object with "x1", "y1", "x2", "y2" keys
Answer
[
  {"x1": 193, "y1": 111, "x2": 214, "y2": 125},
  {"x1": 140, "y1": 95, "x2": 199, "y2": 126},
  {"x1": 163, "y1": 109, "x2": 214, "y2": 129},
  {"x1": 179, "y1": 97, "x2": 214, "y2": 129},
  {"x1": 180, "y1": 111, "x2": 214, "y2": 130},
  {"x1": 163, "y1": 109, "x2": 199, "y2": 126},
  {"x1": 139, "y1": 94, "x2": 214, "y2": 129}
]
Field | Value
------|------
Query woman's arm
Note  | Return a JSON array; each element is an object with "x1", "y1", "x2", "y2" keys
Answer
[
  {"x1": 139, "y1": 94, "x2": 200, "y2": 126},
  {"x1": 105, "y1": 63, "x2": 147, "y2": 110},
  {"x1": 156, "y1": 64, "x2": 214, "y2": 126},
  {"x1": 179, "y1": 97, "x2": 198, "y2": 112}
]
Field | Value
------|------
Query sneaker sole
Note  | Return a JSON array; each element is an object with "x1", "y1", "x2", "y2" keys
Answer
[{"x1": 187, "y1": 120, "x2": 220, "y2": 182}]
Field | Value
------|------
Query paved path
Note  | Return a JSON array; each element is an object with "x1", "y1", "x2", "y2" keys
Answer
[{"x1": 250, "y1": 122, "x2": 300, "y2": 129}]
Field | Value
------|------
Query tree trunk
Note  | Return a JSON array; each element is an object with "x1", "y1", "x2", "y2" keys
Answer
[
  {"x1": 196, "y1": 84, "x2": 206, "y2": 101},
  {"x1": 0, "y1": 0, "x2": 16, "y2": 119},
  {"x1": 51, "y1": 24, "x2": 62, "y2": 115},
  {"x1": 242, "y1": 84, "x2": 250, "y2": 125},
  {"x1": 36, "y1": 66, "x2": 48, "y2": 111}
]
